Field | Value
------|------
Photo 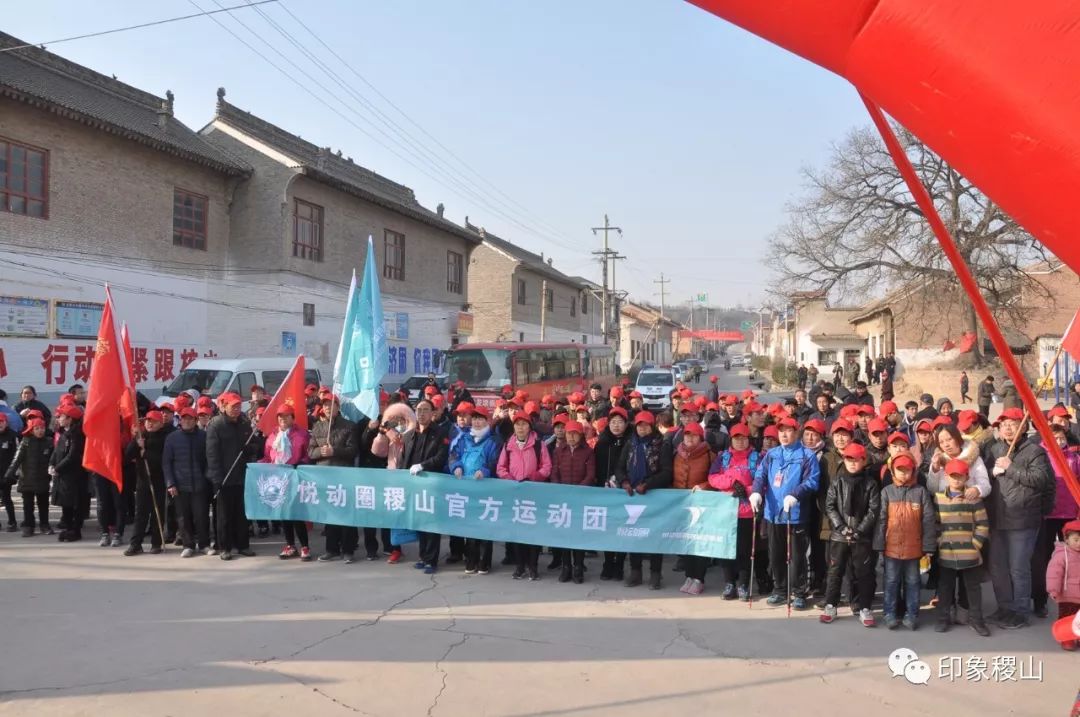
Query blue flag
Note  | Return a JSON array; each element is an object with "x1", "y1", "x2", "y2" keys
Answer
[{"x1": 333, "y1": 236, "x2": 388, "y2": 420}]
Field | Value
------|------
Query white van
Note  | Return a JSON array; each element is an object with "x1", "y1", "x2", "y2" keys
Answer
[
  {"x1": 635, "y1": 368, "x2": 676, "y2": 411},
  {"x1": 156, "y1": 358, "x2": 323, "y2": 408}
]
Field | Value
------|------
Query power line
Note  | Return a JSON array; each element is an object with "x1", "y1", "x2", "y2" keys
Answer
[{"x1": 0, "y1": 0, "x2": 279, "y2": 53}]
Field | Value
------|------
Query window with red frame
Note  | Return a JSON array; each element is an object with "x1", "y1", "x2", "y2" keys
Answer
[
  {"x1": 173, "y1": 188, "x2": 207, "y2": 250},
  {"x1": 293, "y1": 198, "x2": 324, "y2": 262},
  {"x1": 0, "y1": 139, "x2": 48, "y2": 218}
]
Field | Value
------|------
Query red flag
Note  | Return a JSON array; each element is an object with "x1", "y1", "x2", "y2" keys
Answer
[
  {"x1": 258, "y1": 355, "x2": 307, "y2": 435},
  {"x1": 119, "y1": 322, "x2": 138, "y2": 437},
  {"x1": 82, "y1": 286, "x2": 127, "y2": 490},
  {"x1": 1062, "y1": 308, "x2": 1080, "y2": 364}
]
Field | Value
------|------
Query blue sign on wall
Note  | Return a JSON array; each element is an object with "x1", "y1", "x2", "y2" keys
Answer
[{"x1": 281, "y1": 331, "x2": 297, "y2": 355}]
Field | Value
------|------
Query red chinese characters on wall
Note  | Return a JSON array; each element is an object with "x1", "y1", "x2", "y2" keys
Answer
[
  {"x1": 41, "y1": 344, "x2": 70, "y2": 385},
  {"x1": 31, "y1": 344, "x2": 213, "y2": 386},
  {"x1": 154, "y1": 348, "x2": 175, "y2": 382}
]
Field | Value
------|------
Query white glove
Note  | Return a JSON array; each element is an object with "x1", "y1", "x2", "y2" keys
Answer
[
  {"x1": 748, "y1": 493, "x2": 763, "y2": 512},
  {"x1": 409, "y1": 464, "x2": 423, "y2": 475},
  {"x1": 782, "y1": 494, "x2": 798, "y2": 512}
]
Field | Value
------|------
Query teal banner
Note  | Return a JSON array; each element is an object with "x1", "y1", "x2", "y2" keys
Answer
[{"x1": 245, "y1": 464, "x2": 738, "y2": 559}]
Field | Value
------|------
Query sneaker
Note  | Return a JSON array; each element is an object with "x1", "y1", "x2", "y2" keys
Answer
[
  {"x1": 300, "y1": 547, "x2": 312, "y2": 562},
  {"x1": 110, "y1": 535, "x2": 122, "y2": 548},
  {"x1": 366, "y1": 553, "x2": 379, "y2": 561},
  {"x1": 624, "y1": 569, "x2": 643, "y2": 588},
  {"x1": 859, "y1": 609, "x2": 875, "y2": 628},
  {"x1": 792, "y1": 597, "x2": 808, "y2": 610},
  {"x1": 173, "y1": 537, "x2": 183, "y2": 547},
  {"x1": 679, "y1": 577, "x2": 694, "y2": 593},
  {"x1": 181, "y1": 548, "x2": 195, "y2": 558},
  {"x1": 317, "y1": 552, "x2": 341, "y2": 562},
  {"x1": 986, "y1": 607, "x2": 1007, "y2": 624},
  {"x1": 737, "y1": 585, "x2": 750, "y2": 601},
  {"x1": 998, "y1": 612, "x2": 1028, "y2": 630},
  {"x1": 558, "y1": 565, "x2": 572, "y2": 583},
  {"x1": 343, "y1": 553, "x2": 355, "y2": 564},
  {"x1": 220, "y1": 551, "x2": 233, "y2": 561},
  {"x1": 149, "y1": 546, "x2": 163, "y2": 554},
  {"x1": 934, "y1": 619, "x2": 950, "y2": 633},
  {"x1": 99, "y1": 533, "x2": 110, "y2": 547},
  {"x1": 721, "y1": 583, "x2": 737, "y2": 600},
  {"x1": 686, "y1": 579, "x2": 704, "y2": 595},
  {"x1": 124, "y1": 545, "x2": 144, "y2": 556},
  {"x1": 387, "y1": 549, "x2": 402, "y2": 564},
  {"x1": 512, "y1": 568, "x2": 526, "y2": 580},
  {"x1": 464, "y1": 567, "x2": 478, "y2": 575},
  {"x1": 279, "y1": 544, "x2": 297, "y2": 559},
  {"x1": 649, "y1": 571, "x2": 663, "y2": 590},
  {"x1": 766, "y1": 593, "x2": 785, "y2": 606},
  {"x1": 902, "y1": 616, "x2": 917, "y2": 631},
  {"x1": 21, "y1": 526, "x2": 33, "y2": 538},
  {"x1": 42, "y1": 524, "x2": 54, "y2": 535},
  {"x1": 414, "y1": 560, "x2": 427, "y2": 569},
  {"x1": 424, "y1": 564, "x2": 437, "y2": 574},
  {"x1": 572, "y1": 567, "x2": 584, "y2": 584},
  {"x1": 885, "y1": 615, "x2": 900, "y2": 630},
  {"x1": 205, "y1": 547, "x2": 219, "y2": 556},
  {"x1": 820, "y1": 604, "x2": 837, "y2": 623},
  {"x1": 528, "y1": 569, "x2": 540, "y2": 581},
  {"x1": 6, "y1": 523, "x2": 17, "y2": 533},
  {"x1": 238, "y1": 549, "x2": 255, "y2": 557},
  {"x1": 478, "y1": 568, "x2": 490, "y2": 575},
  {"x1": 969, "y1": 620, "x2": 991, "y2": 637}
]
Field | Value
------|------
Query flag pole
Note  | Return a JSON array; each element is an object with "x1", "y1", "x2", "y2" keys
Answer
[{"x1": 1005, "y1": 339, "x2": 1067, "y2": 458}]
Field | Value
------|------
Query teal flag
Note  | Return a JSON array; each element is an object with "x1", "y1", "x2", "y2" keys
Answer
[
  {"x1": 333, "y1": 236, "x2": 388, "y2": 420},
  {"x1": 245, "y1": 464, "x2": 738, "y2": 559}
]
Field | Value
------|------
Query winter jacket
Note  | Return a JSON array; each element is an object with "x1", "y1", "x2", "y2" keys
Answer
[
  {"x1": 844, "y1": 391, "x2": 875, "y2": 408},
  {"x1": 926, "y1": 441, "x2": 992, "y2": 497},
  {"x1": 262, "y1": 425, "x2": 311, "y2": 467},
  {"x1": 816, "y1": 447, "x2": 844, "y2": 538},
  {"x1": 125, "y1": 425, "x2": 172, "y2": 486},
  {"x1": 162, "y1": 427, "x2": 209, "y2": 493},
  {"x1": 934, "y1": 489, "x2": 989, "y2": 569},
  {"x1": 1043, "y1": 442, "x2": 1080, "y2": 520},
  {"x1": 751, "y1": 443, "x2": 821, "y2": 524},
  {"x1": 593, "y1": 429, "x2": 630, "y2": 488},
  {"x1": 309, "y1": 415, "x2": 359, "y2": 467},
  {"x1": 0, "y1": 427, "x2": 18, "y2": 486},
  {"x1": 1046, "y1": 541, "x2": 1080, "y2": 604},
  {"x1": 977, "y1": 380, "x2": 995, "y2": 406},
  {"x1": 707, "y1": 448, "x2": 758, "y2": 519},
  {"x1": 616, "y1": 432, "x2": 673, "y2": 492},
  {"x1": 673, "y1": 441, "x2": 713, "y2": 490},
  {"x1": 0, "y1": 404, "x2": 23, "y2": 434},
  {"x1": 50, "y1": 422, "x2": 86, "y2": 508},
  {"x1": 6, "y1": 434, "x2": 52, "y2": 493},
  {"x1": 551, "y1": 442, "x2": 596, "y2": 486},
  {"x1": 448, "y1": 428, "x2": 501, "y2": 478},
  {"x1": 206, "y1": 414, "x2": 253, "y2": 488},
  {"x1": 371, "y1": 404, "x2": 419, "y2": 466},
  {"x1": 873, "y1": 481, "x2": 937, "y2": 560},
  {"x1": 825, "y1": 466, "x2": 881, "y2": 544},
  {"x1": 983, "y1": 436, "x2": 1055, "y2": 531},
  {"x1": 401, "y1": 422, "x2": 450, "y2": 473},
  {"x1": 496, "y1": 432, "x2": 552, "y2": 482},
  {"x1": 14, "y1": 398, "x2": 51, "y2": 426},
  {"x1": 1000, "y1": 380, "x2": 1022, "y2": 410}
]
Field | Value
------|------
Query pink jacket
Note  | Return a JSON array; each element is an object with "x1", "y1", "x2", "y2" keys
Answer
[
  {"x1": 261, "y1": 426, "x2": 311, "y2": 467},
  {"x1": 1046, "y1": 542, "x2": 1080, "y2": 604},
  {"x1": 371, "y1": 404, "x2": 418, "y2": 469},
  {"x1": 707, "y1": 449, "x2": 756, "y2": 519},
  {"x1": 496, "y1": 432, "x2": 552, "y2": 482},
  {"x1": 1044, "y1": 442, "x2": 1080, "y2": 519}
]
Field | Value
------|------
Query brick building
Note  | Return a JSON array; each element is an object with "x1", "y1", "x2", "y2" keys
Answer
[{"x1": 463, "y1": 220, "x2": 602, "y2": 345}]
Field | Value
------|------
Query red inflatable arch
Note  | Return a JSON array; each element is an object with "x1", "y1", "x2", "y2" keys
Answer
[{"x1": 689, "y1": 0, "x2": 1080, "y2": 503}]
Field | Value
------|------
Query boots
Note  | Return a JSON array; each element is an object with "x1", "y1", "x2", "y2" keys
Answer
[
  {"x1": 558, "y1": 564, "x2": 572, "y2": 583},
  {"x1": 625, "y1": 568, "x2": 643, "y2": 587},
  {"x1": 649, "y1": 570, "x2": 663, "y2": 590},
  {"x1": 572, "y1": 566, "x2": 585, "y2": 584},
  {"x1": 600, "y1": 561, "x2": 613, "y2": 581}
]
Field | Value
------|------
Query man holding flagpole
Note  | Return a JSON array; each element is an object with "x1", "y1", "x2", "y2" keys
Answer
[{"x1": 206, "y1": 393, "x2": 254, "y2": 560}]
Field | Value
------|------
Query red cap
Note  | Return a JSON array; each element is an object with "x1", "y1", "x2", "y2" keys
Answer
[
  {"x1": 915, "y1": 419, "x2": 934, "y2": 433},
  {"x1": 609, "y1": 386, "x2": 624, "y2": 399},
  {"x1": 145, "y1": 410, "x2": 164, "y2": 423},
  {"x1": 878, "y1": 401, "x2": 898, "y2": 417},
  {"x1": 803, "y1": 418, "x2": 826, "y2": 435},
  {"x1": 220, "y1": 392, "x2": 243, "y2": 407},
  {"x1": 706, "y1": 402, "x2": 719, "y2": 411},
  {"x1": 22, "y1": 418, "x2": 45, "y2": 435},
  {"x1": 763, "y1": 425, "x2": 780, "y2": 439},
  {"x1": 944, "y1": 458, "x2": 970, "y2": 477},
  {"x1": 868, "y1": 418, "x2": 889, "y2": 434},
  {"x1": 1048, "y1": 405, "x2": 1071, "y2": 419},
  {"x1": 680, "y1": 388, "x2": 694, "y2": 400},
  {"x1": 511, "y1": 411, "x2": 532, "y2": 425},
  {"x1": 250, "y1": 384, "x2": 263, "y2": 393},
  {"x1": 729, "y1": 422, "x2": 749, "y2": 437},
  {"x1": 454, "y1": 401, "x2": 475, "y2": 415},
  {"x1": 742, "y1": 389, "x2": 756, "y2": 400},
  {"x1": 891, "y1": 454, "x2": 916, "y2": 471},
  {"x1": 197, "y1": 396, "x2": 213, "y2": 407},
  {"x1": 58, "y1": 393, "x2": 75, "y2": 405},
  {"x1": 305, "y1": 384, "x2": 318, "y2": 395},
  {"x1": 197, "y1": 407, "x2": 213, "y2": 417},
  {"x1": 255, "y1": 406, "x2": 267, "y2": 420},
  {"x1": 629, "y1": 391, "x2": 643, "y2": 399},
  {"x1": 887, "y1": 431, "x2": 910, "y2": 445},
  {"x1": 608, "y1": 407, "x2": 628, "y2": 421},
  {"x1": 829, "y1": 418, "x2": 854, "y2": 435},
  {"x1": 541, "y1": 394, "x2": 555, "y2": 407},
  {"x1": 575, "y1": 405, "x2": 590, "y2": 414},
  {"x1": 633, "y1": 411, "x2": 656, "y2": 425},
  {"x1": 495, "y1": 399, "x2": 508, "y2": 409},
  {"x1": 1051, "y1": 611, "x2": 1080, "y2": 644},
  {"x1": 683, "y1": 422, "x2": 705, "y2": 438},
  {"x1": 501, "y1": 384, "x2": 514, "y2": 395},
  {"x1": 745, "y1": 402, "x2": 765, "y2": 415},
  {"x1": 57, "y1": 405, "x2": 83, "y2": 420},
  {"x1": 276, "y1": 404, "x2": 295, "y2": 416},
  {"x1": 709, "y1": 375, "x2": 718, "y2": 382},
  {"x1": 957, "y1": 410, "x2": 979, "y2": 432},
  {"x1": 514, "y1": 390, "x2": 530, "y2": 402},
  {"x1": 552, "y1": 414, "x2": 570, "y2": 426},
  {"x1": 431, "y1": 395, "x2": 446, "y2": 408},
  {"x1": 568, "y1": 392, "x2": 585, "y2": 403},
  {"x1": 523, "y1": 400, "x2": 539, "y2": 415},
  {"x1": 320, "y1": 393, "x2": 341, "y2": 405},
  {"x1": 1063, "y1": 519, "x2": 1080, "y2": 536},
  {"x1": 424, "y1": 385, "x2": 438, "y2": 396},
  {"x1": 455, "y1": 380, "x2": 466, "y2": 389},
  {"x1": 173, "y1": 394, "x2": 192, "y2": 408},
  {"x1": 931, "y1": 415, "x2": 953, "y2": 429},
  {"x1": 776, "y1": 416, "x2": 799, "y2": 429},
  {"x1": 840, "y1": 405, "x2": 859, "y2": 419},
  {"x1": 694, "y1": 395, "x2": 707, "y2": 407},
  {"x1": 470, "y1": 405, "x2": 490, "y2": 419},
  {"x1": 564, "y1": 420, "x2": 585, "y2": 434},
  {"x1": 858, "y1": 405, "x2": 876, "y2": 416},
  {"x1": 159, "y1": 403, "x2": 175, "y2": 413},
  {"x1": 722, "y1": 394, "x2": 737, "y2": 405},
  {"x1": 680, "y1": 404, "x2": 699, "y2": 415},
  {"x1": 841, "y1": 443, "x2": 867, "y2": 460},
  {"x1": 998, "y1": 407, "x2": 1025, "y2": 422},
  {"x1": 179, "y1": 407, "x2": 197, "y2": 419},
  {"x1": 594, "y1": 417, "x2": 609, "y2": 433}
]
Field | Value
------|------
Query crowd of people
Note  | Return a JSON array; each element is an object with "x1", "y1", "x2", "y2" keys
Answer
[{"x1": 1, "y1": 370, "x2": 1079, "y2": 650}]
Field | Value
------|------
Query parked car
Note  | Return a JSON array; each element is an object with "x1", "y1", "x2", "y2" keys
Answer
[
  {"x1": 635, "y1": 368, "x2": 676, "y2": 411},
  {"x1": 397, "y1": 373, "x2": 449, "y2": 406},
  {"x1": 158, "y1": 358, "x2": 323, "y2": 411}
]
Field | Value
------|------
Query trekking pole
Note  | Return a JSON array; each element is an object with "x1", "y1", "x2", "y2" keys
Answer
[
  {"x1": 785, "y1": 510, "x2": 792, "y2": 618},
  {"x1": 212, "y1": 428, "x2": 259, "y2": 502},
  {"x1": 748, "y1": 510, "x2": 757, "y2": 609},
  {"x1": 141, "y1": 455, "x2": 167, "y2": 552}
]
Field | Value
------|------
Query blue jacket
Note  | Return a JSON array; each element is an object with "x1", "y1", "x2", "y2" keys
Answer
[
  {"x1": 752, "y1": 443, "x2": 821, "y2": 524},
  {"x1": 163, "y1": 427, "x2": 209, "y2": 493},
  {"x1": 0, "y1": 404, "x2": 22, "y2": 434},
  {"x1": 448, "y1": 428, "x2": 502, "y2": 478}
]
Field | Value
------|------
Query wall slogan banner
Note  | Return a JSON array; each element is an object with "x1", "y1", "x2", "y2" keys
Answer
[{"x1": 245, "y1": 464, "x2": 738, "y2": 559}]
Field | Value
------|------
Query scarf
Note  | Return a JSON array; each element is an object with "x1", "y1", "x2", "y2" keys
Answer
[
  {"x1": 272, "y1": 428, "x2": 292, "y2": 465},
  {"x1": 627, "y1": 433, "x2": 651, "y2": 486},
  {"x1": 472, "y1": 425, "x2": 491, "y2": 444}
]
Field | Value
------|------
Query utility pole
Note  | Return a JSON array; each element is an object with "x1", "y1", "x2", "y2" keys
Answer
[
  {"x1": 540, "y1": 279, "x2": 548, "y2": 341},
  {"x1": 591, "y1": 214, "x2": 622, "y2": 346},
  {"x1": 654, "y1": 273, "x2": 670, "y2": 364}
]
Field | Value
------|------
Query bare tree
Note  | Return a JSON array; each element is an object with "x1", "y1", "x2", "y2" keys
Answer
[{"x1": 767, "y1": 123, "x2": 1052, "y2": 362}]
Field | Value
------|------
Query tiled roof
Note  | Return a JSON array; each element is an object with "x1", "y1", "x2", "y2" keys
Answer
[
  {"x1": 0, "y1": 32, "x2": 249, "y2": 175},
  {"x1": 211, "y1": 94, "x2": 478, "y2": 243},
  {"x1": 463, "y1": 219, "x2": 585, "y2": 287}
]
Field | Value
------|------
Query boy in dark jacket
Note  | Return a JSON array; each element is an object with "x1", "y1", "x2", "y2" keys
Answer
[
  {"x1": 164, "y1": 408, "x2": 210, "y2": 557},
  {"x1": 874, "y1": 453, "x2": 937, "y2": 630},
  {"x1": 205, "y1": 393, "x2": 253, "y2": 560},
  {"x1": 820, "y1": 443, "x2": 881, "y2": 627},
  {"x1": 50, "y1": 405, "x2": 87, "y2": 542},
  {"x1": 5, "y1": 418, "x2": 52, "y2": 536},
  {"x1": 615, "y1": 411, "x2": 673, "y2": 589}
]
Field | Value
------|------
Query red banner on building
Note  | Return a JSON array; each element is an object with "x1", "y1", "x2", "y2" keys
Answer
[{"x1": 677, "y1": 330, "x2": 745, "y2": 342}]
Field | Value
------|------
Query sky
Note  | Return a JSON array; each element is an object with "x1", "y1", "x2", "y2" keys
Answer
[{"x1": 4, "y1": 0, "x2": 868, "y2": 311}]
